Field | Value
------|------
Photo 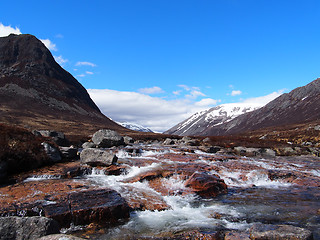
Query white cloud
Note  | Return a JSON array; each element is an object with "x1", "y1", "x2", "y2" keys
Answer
[
  {"x1": 231, "y1": 90, "x2": 242, "y2": 96},
  {"x1": 40, "y1": 39, "x2": 57, "y2": 51},
  {"x1": 186, "y1": 90, "x2": 206, "y2": 99},
  {"x1": 0, "y1": 23, "x2": 21, "y2": 37},
  {"x1": 54, "y1": 55, "x2": 68, "y2": 66},
  {"x1": 87, "y1": 89, "x2": 219, "y2": 132},
  {"x1": 86, "y1": 71, "x2": 94, "y2": 75},
  {"x1": 178, "y1": 84, "x2": 191, "y2": 91},
  {"x1": 76, "y1": 61, "x2": 96, "y2": 67},
  {"x1": 173, "y1": 90, "x2": 181, "y2": 95},
  {"x1": 241, "y1": 89, "x2": 285, "y2": 105},
  {"x1": 195, "y1": 98, "x2": 221, "y2": 107},
  {"x1": 138, "y1": 86, "x2": 163, "y2": 94},
  {"x1": 77, "y1": 74, "x2": 85, "y2": 78}
]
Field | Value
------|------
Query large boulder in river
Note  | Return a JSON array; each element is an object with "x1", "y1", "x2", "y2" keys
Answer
[
  {"x1": 0, "y1": 216, "x2": 60, "y2": 240},
  {"x1": 92, "y1": 129, "x2": 125, "y2": 148},
  {"x1": 80, "y1": 148, "x2": 118, "y2": 167},
  {"x1": 185, "y1": 172, "x2": 227, "y2": 198},
  {"x1": 43, "y1": 189, "x2": 130, "y2": 226}
]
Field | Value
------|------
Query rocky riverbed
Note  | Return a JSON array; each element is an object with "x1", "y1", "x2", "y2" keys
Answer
[{"x1": 0, "y1": 129, "x2": 319, "y2": 239}]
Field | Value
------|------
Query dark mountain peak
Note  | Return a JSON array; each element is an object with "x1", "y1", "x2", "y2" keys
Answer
[{"x1": 0, "y1": 34, "x2": 124, "y2": 137}]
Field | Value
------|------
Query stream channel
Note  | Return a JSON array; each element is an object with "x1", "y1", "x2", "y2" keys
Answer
[{"x1": 63, "y1": 145, "x2": 320, "y2": 239}]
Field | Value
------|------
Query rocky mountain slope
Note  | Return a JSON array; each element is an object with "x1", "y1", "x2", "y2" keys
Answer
[
  {"x1": 165, "y1": 103, "x2": 262, "y2": 136},
  {"x1": 204, "y1": 78, "x2": 320, "y2": 136},
  {"x1": 0, "y1": 34, "x2": 126, "y2": 139}
]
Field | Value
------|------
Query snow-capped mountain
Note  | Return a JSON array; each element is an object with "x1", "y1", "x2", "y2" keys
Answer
[
  {"x1": 164, "y1": 103, "x2": 262, "y2": 136},
  {"x1": 166, "y1": 78, "x2": 320, "y2": 137},
  {"x1": 117, "y1": 122, "x2": 153, "y2": 133}
]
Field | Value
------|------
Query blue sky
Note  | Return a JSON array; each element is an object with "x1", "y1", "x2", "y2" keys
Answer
[{"x1": 1, "y1": 1, "x2": 320, "y2": 131}]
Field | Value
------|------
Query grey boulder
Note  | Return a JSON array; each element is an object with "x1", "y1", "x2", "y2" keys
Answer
[
  {"x1": 80, "y1": 148, "x2": 118, "y2": 167},
  {"x1": 0, "y1": 216, "x2": 60, "y2": 240},
  {"x1": 92, "y1": 129, "x2": 125, "y2": 148}
]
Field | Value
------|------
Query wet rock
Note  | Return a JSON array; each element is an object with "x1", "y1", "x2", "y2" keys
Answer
[
  {"x1": 261, "y1": 148, "x2": 276, "y2": 157},
  {"x1": 37, "y1": 234, "x2": 85, "y2": 240},
  {"x1": 124, "y1": 136, "x2": 134, "y2": 145},
  {"x1": 91, "y1": 129, "x2": 125, "y2": 148},
  {"x1": 123, "y1": 185, "x2": 170, "y2": 211},
  {"x1": 42, "y1": 142, "x2": 62, "y2": 163},
  {"x1": 163, "y1": 138, "x2": 176, "y2": 145},
  {"x1": 68, "y1": 189, "x2": 130, "y2": 226},
  {"x1": 0, "y1": 216, "x2": 60, "y2": 240},
  {"x1": 0, "y1": 180, "x2": 130, "y2": 227},
  {"x1": 80, "y1": 148, "x2": 117, "y2": 167},
  {"x1": 267, "y1": 170, "x2": 296, "y2": 182},
  {"x1": 82, "y1": 142, "x2": 96, "y2": 149},
  {"x1": 249, "y1": 223, "x2": 313, "y2": 240},
  {"x1": 224, "y1": 231, "x2": 250, "y2": 240},
  {"x1": 198, "y1": 146, "x2": 221, "y2": 153},
  {"x1": 234, "y1": 147, "x2": 261, "y2": 157},
  {"x1": 184, "y1": 172, "x2": 228, "y2": 198},
  {"x1": 276, "y1": 147, "x2": 297, "y2": 156},
  {"x1": 163, "y1": 230, "x2": 220, "y2": 239},
  {"x1": 180, "y1": 136, "x2": 199, "y2": 146},
  {"x1": 59, "y1": 147, "x2": 78, "y2": 160},
  {"x1": 34, "y1": 130, "x2": 69, "y2": 147}
]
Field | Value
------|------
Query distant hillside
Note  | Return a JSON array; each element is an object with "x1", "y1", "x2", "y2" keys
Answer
[
  {"x1": 204, "y1": 78, "x2": 320, "y2": 136},
  {"x1": 165, "y1": 78, "x2": 320, "y2": 137},
  {"x1": 0, "y1": 34, "x2": 127, "y2": 139},
  {"x1": 164, "y1": 103, "x2": 262, "y2": 136}
]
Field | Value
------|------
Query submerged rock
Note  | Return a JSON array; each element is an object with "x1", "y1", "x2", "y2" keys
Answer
[
  {"x1": 249, "y1": 223, "x2": 313, "y2": 240},
  {"x1": 37, "y1": 234, "x2": 85, "y2": 240},
  {"x1": 0, "y1": 216, "x2": 60, "y2": 240},
  {"x1": 91, "y1": 129, "x2": 125, "y2": 148},
  {"x1": 184, "y1": 172, "x2": 227, "y2": 198}
]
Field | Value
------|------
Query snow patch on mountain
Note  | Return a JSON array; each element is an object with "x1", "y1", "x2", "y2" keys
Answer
[
  {"x1": 117, "y1": 122, "x2": 153, "y2": 132},
  {"x1": 164, "y1": 102, "x2": 263, "y2": 136}
]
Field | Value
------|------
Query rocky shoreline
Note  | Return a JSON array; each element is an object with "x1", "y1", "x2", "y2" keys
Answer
[{"x1": 0, "y1": 128, "x2": 319, "y2": 239}]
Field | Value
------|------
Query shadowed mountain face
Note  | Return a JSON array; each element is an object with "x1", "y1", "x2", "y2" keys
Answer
[{"x1": 0, "y1": 34, "x2": 125, "y2": 138}]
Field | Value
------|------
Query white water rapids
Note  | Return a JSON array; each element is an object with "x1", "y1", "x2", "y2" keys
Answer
[{"x1": 77, "y1": 146, "x2": 320, "y2": 239}]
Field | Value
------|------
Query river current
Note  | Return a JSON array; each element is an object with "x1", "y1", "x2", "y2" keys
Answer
[{"x1": 64, "y1": 145, "x2": 320, "y2": 239}]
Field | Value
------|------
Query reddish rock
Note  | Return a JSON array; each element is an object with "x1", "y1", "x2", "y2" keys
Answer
[
  {"x1": 224, "y1": 231, "x2": 250, "y2": 240},
  {"x1": 0, "y1": 179, "x2": 130, "y2": 227},
  {"x1": 69, "y1": 189, "x2": 130, "y2": 225},
  {"x1": 249, "y1": 223, "x2": 313, "y2": 240},
  {"x1": 184, "y1": 172, "x2": 227, "y2": 198},
  {"x1": 121, "y1": 185, "x2": 169, "y2": 211}
]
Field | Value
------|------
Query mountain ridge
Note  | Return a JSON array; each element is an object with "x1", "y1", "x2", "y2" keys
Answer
[
  {"x1": 165, "y1": 78, "x2": 320, "y2": 137},
  {"x1": 204, "y1": 78, "x2": 320, "y2": 136},
  {"x1": 0, "y1": 34, "x2": 127, "y2": 139}
]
